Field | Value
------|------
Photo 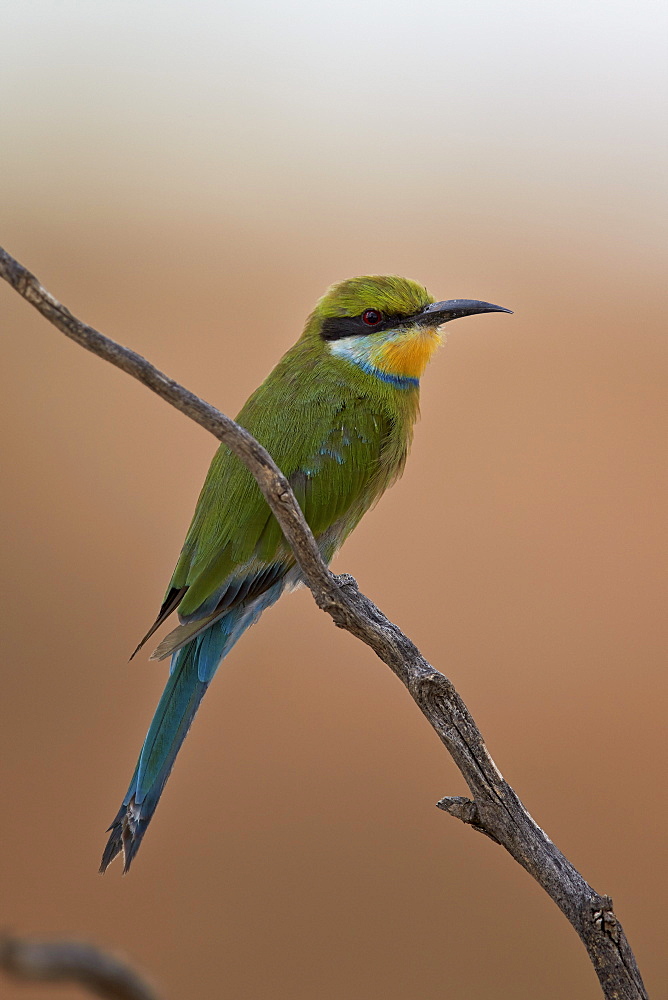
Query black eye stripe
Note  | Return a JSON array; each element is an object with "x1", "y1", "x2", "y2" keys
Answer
[{"x1": 321, "y1": 311, "x2": 413, "y2": 342}]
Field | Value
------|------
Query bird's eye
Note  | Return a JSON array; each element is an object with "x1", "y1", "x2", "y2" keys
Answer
[{"x1": 362, "y1": 309, "x2": 383, "y2": 326}]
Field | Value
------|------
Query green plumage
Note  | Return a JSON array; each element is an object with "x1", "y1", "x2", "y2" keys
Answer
[
  {"x1": 151, "y1": 276, "x2": 429, "y2": 656},
  {"x1": 172, "y1": 333, "x2": 419, "y2": 616}
]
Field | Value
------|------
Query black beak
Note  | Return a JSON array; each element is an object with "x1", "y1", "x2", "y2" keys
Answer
[{"x1": 416, "y1": 299, "x2": 513, "y2": 326}]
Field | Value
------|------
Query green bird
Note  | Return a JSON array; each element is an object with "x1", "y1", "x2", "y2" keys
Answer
[{"x1": 101, "y1": 274, "x2": 511, "y2": 872}]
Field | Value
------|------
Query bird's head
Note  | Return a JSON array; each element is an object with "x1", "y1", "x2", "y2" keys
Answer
[{"x1": 304, "y1": 275, "x2": 511, "y2": 385}]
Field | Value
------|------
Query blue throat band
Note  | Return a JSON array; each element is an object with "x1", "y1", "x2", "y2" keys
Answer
[{"x1": 351, "y1": 358, "x2": 419, "y2": 389}]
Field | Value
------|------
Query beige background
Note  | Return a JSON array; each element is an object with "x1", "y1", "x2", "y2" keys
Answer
[{"x1": 1, "y1": 2, "x2": 666, "y2": 998}]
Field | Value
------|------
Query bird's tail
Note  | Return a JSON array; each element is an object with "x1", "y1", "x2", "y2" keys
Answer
[
  {"x1": 101, "y1": 574, "x2": 291, "y2": 872},
  {"x1": 100, "y1": 634, "x2": 211, "y2": 873},
  {"x1": 100, "y1": 597, "x2": 268, "y2": 873}
]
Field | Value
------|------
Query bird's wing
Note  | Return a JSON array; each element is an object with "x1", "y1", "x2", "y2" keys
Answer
[{"x1": 133, "y1": 364, "x2": 394, "y2": 656}]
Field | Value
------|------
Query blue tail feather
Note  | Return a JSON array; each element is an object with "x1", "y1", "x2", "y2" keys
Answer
[{"x1": 101, "y1": 583, "x2": 285, "y2": 872}]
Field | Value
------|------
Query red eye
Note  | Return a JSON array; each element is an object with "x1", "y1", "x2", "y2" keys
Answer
[{"x1": 362, "y1": 309, "x2": 382, "y2": 326}]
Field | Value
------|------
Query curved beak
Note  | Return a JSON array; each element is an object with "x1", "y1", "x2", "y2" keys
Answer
[{"x1": 416, "y1": 299, "x2": 513, "y2": 326}]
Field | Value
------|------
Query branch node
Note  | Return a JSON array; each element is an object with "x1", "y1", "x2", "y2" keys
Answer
[
  {"x1": 436, "y1": 796, "x2": 502, "y2": 844},
  {"x1": 591, "y1": 896, "x2": 620, "y2": 943},
  {"x1": 315, "y1": 574, "x2": 360, "y2": 625}
]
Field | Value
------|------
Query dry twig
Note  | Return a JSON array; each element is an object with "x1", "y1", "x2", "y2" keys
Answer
[
  {"x1": 0, "y1": 933, "x2": 159, "y2": 1000},
  {"x1": 0, "y1": 245, "x2": 648, "y2": 999}
]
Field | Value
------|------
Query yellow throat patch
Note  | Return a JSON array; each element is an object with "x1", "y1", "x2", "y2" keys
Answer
[{"x1": 371, "y1": 326, "x2": 443, "y2": 379}]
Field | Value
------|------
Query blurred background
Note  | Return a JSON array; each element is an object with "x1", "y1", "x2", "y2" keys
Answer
[{"x1": 1, "y1": 1, "x2": 666, "y2": 997}]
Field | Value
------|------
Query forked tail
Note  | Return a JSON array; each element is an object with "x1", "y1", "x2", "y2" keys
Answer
[
  {"x1": 101, "y1": 578, "x2": 289, "y2": 872},
  {"x1": 100, "y1": 636, "x2": 210, "y2": 873}
]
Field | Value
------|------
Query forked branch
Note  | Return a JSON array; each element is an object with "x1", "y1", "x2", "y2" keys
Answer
[{"x1": 0, "y1": 245, "x2": 648, "y2": 999}]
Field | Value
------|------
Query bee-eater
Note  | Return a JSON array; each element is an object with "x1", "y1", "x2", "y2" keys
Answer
[{"x1": 100, "y1": 274, "x2": 511, "y2": 872}]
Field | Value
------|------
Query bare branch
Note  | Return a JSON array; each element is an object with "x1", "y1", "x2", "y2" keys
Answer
[
  {"x1": 0, "y1": 245, "x2": 648, "y2": 999},
  {"x1": 0, "y1": 934, "x2": 159, "y2": 1000}
]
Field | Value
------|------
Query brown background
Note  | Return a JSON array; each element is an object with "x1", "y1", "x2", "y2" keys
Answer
[{"x1": 1, "y1": 4, "x2": 666, "y2": 998}]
